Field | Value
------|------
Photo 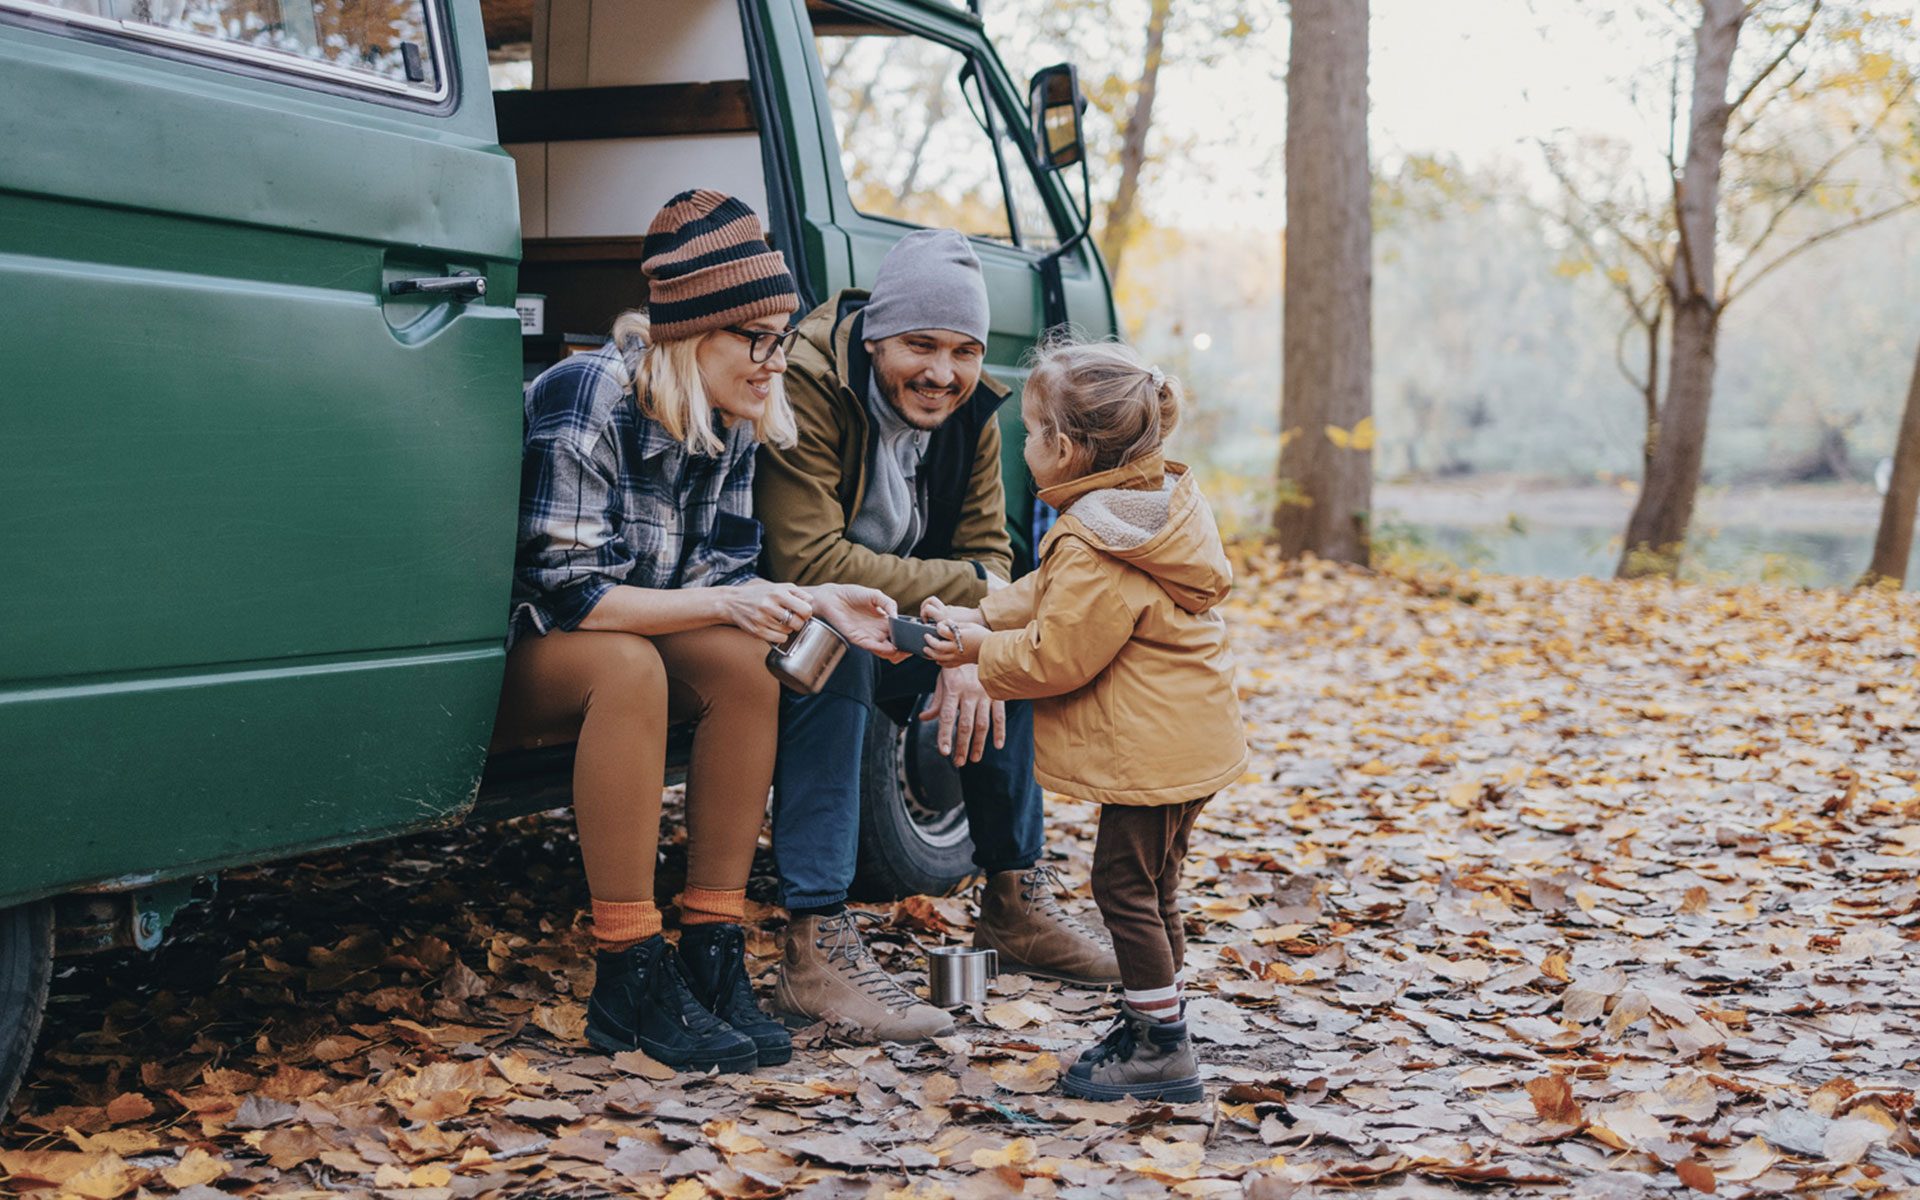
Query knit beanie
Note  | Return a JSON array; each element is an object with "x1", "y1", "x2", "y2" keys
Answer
[
  {"x1": 862, "y1": 229, "x2": 990, "y2": 347},
  {"x1": 641, "y1": 190, "x2": 800, "y2": 342}
]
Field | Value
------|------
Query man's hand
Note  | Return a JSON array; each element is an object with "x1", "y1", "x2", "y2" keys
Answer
[
  {"x1": 809, "y1": 583, "x2": 908, "y2": 662},
  {"x1": 919, "y1": 663, "x2": 1006, "y2": 766}
]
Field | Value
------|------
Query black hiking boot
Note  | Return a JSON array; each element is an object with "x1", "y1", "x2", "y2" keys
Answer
[
  {"x1": 677, "y1": 923, "x2": 793, "y2": 1066},
  {"x1": 1061, "y1": 1000, "x2": 1204, "y2": 1103},
  {"x1": 586, "y1": 934, "x2": 759, "y2": 1073}
]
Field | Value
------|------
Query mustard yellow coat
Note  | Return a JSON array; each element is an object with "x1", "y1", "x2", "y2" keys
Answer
[{"x1": 977, "y1": 454, "x2": 1248, "y2": 806}]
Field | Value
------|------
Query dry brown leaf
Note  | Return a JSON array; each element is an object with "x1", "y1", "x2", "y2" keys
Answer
[
  {"x1": 990, "y1": 1053, "x2": 1062, "y2": 1095},
  {"x1": 160, "y1": 1148, "x2": 227, "y2": 1189},
  {"x1": 1676, "y1": 1158, "x2": 1716, "y2": 1193},
  {"x1": 531, "y1": 1002, "x2": 588, "y2": 1044},
  {"x1": 102, "y1": 1093, "x2": 153, "y2": 1125},
  {"x1": 1526, "y1": 1074, "x2": 1583, "y2": 1126}
]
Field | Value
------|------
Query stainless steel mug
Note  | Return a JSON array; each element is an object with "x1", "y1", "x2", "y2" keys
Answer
[
  {"x1": 927, "y1": 945, "x2": 998, "y2": 1007},
  {"x1": 765, "y1": 617, "x2": 849, "y2": 694}
]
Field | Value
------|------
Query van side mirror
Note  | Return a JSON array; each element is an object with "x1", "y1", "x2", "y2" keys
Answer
[{"x1": 1028, "y1": 63, "x2": 1086, "y2": 173}]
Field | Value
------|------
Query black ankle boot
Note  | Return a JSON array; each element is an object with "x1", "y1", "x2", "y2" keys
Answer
[
  {"x1": 677, "y1": 923, "x2": 793, "y2": 1066},
  {"x1": 586, "y1": 934, "x2": 758, "y2": 1073}
]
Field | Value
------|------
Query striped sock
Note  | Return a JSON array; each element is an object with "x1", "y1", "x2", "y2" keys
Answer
[
  {"x1": 592, "y1": 898, "x2": 662, "y2": 953},
  {"x1": 1124, "y1": 983, "x2": 1182, "y2": 1022},
  {"x1": 680, "y1": 885, "x2": 746, "y2": 927}
]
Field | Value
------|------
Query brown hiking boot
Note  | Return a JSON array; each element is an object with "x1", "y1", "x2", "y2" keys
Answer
[
  {"x1": 974, "y1": 866, "x2": 1121, "y2": 986},
  {"x1": 1061, "y1": 1001, "x2": 1204, "y2": 1103},
  {"x1": 774, "y1": 912, "x2": 955, "y2": 1043}
]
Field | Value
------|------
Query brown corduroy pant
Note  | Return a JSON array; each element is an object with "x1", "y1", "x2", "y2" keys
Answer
[
  {"x1": 492, "y1": 625, "x2": 779, "y2": 904},
  {"x1": 1090, "y1": 796, "x2": 1211, "y2": 993}
]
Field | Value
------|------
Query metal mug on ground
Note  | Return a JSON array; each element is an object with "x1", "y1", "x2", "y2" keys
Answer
[
  {"x1": 765, "y1": 617, "x2": 848, "y2": 694},
  {"x1": 927, "y1": 945, "x2": 998, "y2": 1007}
]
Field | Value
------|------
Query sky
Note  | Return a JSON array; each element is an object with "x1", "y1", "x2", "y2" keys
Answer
[{"x1": 1130, "y1": 0, "x2": 1904, "y2": 230}]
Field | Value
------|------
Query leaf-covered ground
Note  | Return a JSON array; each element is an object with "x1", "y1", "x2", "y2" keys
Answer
[{"x1": 7, "y1": 555, "x2": 1920, "y2": 1199}]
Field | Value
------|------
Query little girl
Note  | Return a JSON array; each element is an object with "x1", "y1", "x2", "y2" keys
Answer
[{"x1": 924, "y1": 337, "x2": 1247, "y2": 1103}]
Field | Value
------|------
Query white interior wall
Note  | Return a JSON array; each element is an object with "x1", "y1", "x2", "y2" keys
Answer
[{"x1": 517, "y1": 0, "x2": 766, "y2": 240}]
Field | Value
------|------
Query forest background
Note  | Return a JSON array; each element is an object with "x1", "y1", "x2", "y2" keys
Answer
[{"x1": 978, "y1": 0, "x2": 1920, "y2": 584}]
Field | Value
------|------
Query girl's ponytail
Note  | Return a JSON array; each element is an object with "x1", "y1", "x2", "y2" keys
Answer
[{"x1": 1026, "y1": 338, "x2": 1182, "y2": 475}]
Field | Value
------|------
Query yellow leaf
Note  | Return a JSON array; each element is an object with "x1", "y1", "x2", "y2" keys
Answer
[
  {"x1": 162, "y1": 1149, "x2": 227, "y2": 1189},
  {"x1": 971, "y1": 1137, "x2": 1038, "y2": 1169},
  {"x1": 1324, "y1": 424, "x2": 1350, "y2": 449},
  {"x1": 990, "y1": 1053, "x2": 1062, "y2": 1095},
  {"x1": 1350, "y1": 416, "x2": 1376, "y2": 450},
  {"x1": 410, "y1": 1165, "x2": 453, "y2": 1188}
]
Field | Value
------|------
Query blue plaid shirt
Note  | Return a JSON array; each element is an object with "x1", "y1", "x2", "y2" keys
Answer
[{"x1": 508, "y1": 342, "x2": 763, "y2": 646}]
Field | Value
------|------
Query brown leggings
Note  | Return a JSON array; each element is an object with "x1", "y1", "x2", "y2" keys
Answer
[
  {"x1": 491, "y1": 625, "x2": 779, "y2": 903},
  {"x1": 1091, "y1": 797, "x2": 1211, "y2": 993}
]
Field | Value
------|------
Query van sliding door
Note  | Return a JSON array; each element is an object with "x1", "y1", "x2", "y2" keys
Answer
[{"x1": 0, "y1": 0, "x2": 522, "y2": 907}]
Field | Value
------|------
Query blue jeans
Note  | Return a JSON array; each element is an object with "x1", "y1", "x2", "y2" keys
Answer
[{"x1": 771, "y1": 648, "x2": 1044, "y2": 909}]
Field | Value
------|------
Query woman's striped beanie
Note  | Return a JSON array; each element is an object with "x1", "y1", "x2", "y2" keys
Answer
[{"x1": 642, "y1": 190, "x2": 799, "y2": 343}]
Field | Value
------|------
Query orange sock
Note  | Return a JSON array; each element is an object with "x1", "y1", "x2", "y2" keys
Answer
[
  {"x1": 680, "y1": 886, "x2": 746, "y2": 927},
  {"x1": 592, "y1": 898, "x2": 662, "y2": 952}
]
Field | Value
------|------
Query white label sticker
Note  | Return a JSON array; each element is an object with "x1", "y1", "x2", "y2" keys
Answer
[{"x1": 516, "y1": 295, "x2": 546, "y2": 336}]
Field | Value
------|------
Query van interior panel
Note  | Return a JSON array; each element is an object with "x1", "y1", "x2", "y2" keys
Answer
[
  {"x1": 495, "y1": 0, "x2": 775, "y2": 349},
  {"x1": 494, "y1": 81, "x2": 757, "y2": 143}
]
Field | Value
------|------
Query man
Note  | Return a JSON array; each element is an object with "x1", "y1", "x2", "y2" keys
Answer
[{"x1": 756, "y1": 229, "x2": 1120, "y2": 1041}]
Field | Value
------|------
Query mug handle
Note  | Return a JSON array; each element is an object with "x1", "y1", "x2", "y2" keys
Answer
[{"x1": 983, "y1": 948, "x2": 997, "y2": 979}]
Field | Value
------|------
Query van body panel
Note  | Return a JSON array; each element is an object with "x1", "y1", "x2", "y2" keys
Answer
[
  {"x1": 0, "y1": 0, "x2": 522, "y2": 909},
  {"x1": 1, "y1": 650, "x2": 501, "y2": 908}
]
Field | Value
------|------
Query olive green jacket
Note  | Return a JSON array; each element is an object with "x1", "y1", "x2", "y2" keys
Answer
[{"x1": 755, "y1": 291, "x2": 1014, "y2": 613}]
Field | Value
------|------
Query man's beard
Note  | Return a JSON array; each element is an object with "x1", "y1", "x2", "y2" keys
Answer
[{"x1": 877, "y1": 369, "x2": 965, "y2": 431}]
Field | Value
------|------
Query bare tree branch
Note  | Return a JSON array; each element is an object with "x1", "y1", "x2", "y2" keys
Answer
[
  {"x1": 1727, "y1": 0, "x2": 1821, "y2": 115},
  {"x1": 1724, "y1": 73, "x2": 1920, "y2": 294},
  {"x1": 1726, "y1": 199, "x2": 1920, "y2": 304}
]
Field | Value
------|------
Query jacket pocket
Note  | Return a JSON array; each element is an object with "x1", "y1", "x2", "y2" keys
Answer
[{"x1": 713, "y1": 512, "x2": 764, "y2": 553}]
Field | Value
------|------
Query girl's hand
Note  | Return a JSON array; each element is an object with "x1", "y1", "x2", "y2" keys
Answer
[
  {"x1": 809, "y1": 583, "x2": 908, "y2": 662},
  {"x1": 719, "y1": 580, "x2": 815, "y2": 644},
  {"x1": 921, "y1": 597, "x2": 982, "y2": 628},
  {"x1": 924, "y1": 620, "x2": 988, "y2": 667}
]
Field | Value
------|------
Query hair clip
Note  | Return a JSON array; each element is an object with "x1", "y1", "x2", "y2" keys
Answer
[{"x1": 1148, "y1": 366, "x2": 1166, "y2": 390}]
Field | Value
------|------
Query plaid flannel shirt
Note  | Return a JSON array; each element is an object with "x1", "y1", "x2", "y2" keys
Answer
[{"x1": 508, "y1": 342, "x2": 763, "y2": 646}]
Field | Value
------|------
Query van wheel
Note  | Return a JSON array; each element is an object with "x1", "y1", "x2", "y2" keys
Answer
[
  {"x1": 0, "y1": 901, "x2": 53, "y2": 1117},
  {"x1": 851, "y1": 701, "x2": 975, "y2": 900}
]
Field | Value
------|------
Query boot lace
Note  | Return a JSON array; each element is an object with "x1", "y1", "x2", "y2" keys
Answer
[
  {"x1": 815, "y1": 911, "x2": 927, "y2": 1011},
  {"x1": 651, "y1": 945, "x2": 733, "y2": 1035},
  {"x1": 1016, "y1": 865, "x2": 1112, "y2": 946},
  {"x1": 1081, "y1": 1012, "x2": 1139, "y2": 1068}
]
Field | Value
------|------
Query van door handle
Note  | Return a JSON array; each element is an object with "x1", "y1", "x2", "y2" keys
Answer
[{"x1": 388, "y1": 274, "x2": 487, "y2": 298}]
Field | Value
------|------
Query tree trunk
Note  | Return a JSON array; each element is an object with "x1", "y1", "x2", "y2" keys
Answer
[
  {"x1": 1861, "y1": 338, "x2": 1920, "y2": 587},
  {"x1": 1274, "y1": 0, "x2": 1372, "y2": 564},
  {"x1": 1616, "y1": 0, "x2": 1745, "y2": 579},
  {"x1": 1098, "y1": 0, "x2": 1172, "y2": 287}
]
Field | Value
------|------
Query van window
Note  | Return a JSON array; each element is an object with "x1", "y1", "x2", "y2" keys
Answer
[
  {"x1": 814, "y1": 20, "x2": 1060, "y2": 252},
  {"x1": 13, "y1": 0, "x2": 440, "y2": 91}
]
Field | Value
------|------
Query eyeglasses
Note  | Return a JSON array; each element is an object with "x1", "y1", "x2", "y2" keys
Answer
[{"x1": 722, "y1": 325, "x2": 802, "y2": 363}]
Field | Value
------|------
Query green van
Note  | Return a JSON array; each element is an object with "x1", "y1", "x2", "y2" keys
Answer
[{"x1": 0, "y1": 0, "x2": 1116, "y2": 1109}]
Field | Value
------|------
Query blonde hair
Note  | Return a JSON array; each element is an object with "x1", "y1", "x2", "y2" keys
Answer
[
  {"x1": 1023, "y1": 336, "x2": 1181, "y2": 475},
  {"x1": 610, "y1": 310, "x2": 798, "y2": 455}
]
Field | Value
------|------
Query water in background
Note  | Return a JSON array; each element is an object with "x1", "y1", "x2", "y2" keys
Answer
[{"x1": 1387, "y1": 521, "x2": 1920, "y2": 587}]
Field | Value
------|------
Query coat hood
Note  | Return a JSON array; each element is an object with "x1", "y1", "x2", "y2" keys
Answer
[{"x1": 1039, "y1": 455, "x2": 1233, "y2": 613}]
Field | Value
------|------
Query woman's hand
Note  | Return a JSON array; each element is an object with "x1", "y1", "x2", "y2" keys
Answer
[
  {"x1": 719, "y1": 580, "x2": 816, "y2": 644},
  {"x1": 924, "y1": 620, "x2": 987, "y2": 668},
  {"x1": 810, "y1": 583, "x2": 909, "y2": 662}
]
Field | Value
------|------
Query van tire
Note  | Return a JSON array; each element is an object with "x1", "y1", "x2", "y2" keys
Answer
[
  {"x1": 851, "y1": 701, "x2": 976, "y2": 900},
  {"x1": 0, "y1": 901, "x2": 53, "y2": 1118}
]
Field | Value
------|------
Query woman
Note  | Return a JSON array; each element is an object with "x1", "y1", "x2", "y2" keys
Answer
[{"x1": 496, "y1": 190, "x2": 899, "y2": 1074}]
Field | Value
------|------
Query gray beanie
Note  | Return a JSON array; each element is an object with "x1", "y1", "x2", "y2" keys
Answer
[{"x1": 862, "y1": 229, "x2": 990, "y2": 346}]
